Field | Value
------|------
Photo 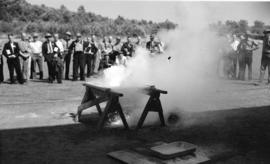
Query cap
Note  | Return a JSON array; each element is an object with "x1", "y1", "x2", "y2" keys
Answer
[
  {"x1": 45, "y1": 33, "x2": 52, "y2": 38},
  {"x1": 76, "y1": 33, "x2": 82, "y2": 37},
  {"x1": 65, "y1": 31, "x2": 72, "y2": 36}
]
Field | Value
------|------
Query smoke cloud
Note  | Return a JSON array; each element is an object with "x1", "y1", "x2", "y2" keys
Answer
[{"x1": 88, "y1": 3, "x2": 227, "y2": 127}]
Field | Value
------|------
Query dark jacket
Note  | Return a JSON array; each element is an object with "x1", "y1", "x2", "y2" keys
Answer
[
  {"x1": 85, "y1": 42, "x2": 99, "y2": 55},
  {"x1": 42, "y1": 41, "x2": 61, "y2": 62},
  {"x1": 121, "y1": 42, "x2": 134, "y2": 57},
  {"x1": 2, "y1": 41, "x2": 20, "y2": 59},
  {"x1": 69, "y1": 40, "x2": 88, "y2": 53}
]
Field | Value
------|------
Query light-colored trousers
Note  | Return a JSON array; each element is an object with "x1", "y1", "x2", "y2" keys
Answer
[{"x1": 21, "y1": 56, "x2": 32, "y2": 80}]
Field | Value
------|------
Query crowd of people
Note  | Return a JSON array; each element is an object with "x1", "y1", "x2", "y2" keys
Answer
[
  {"x1": 0, "y1": 32, "x2": 164, "y2": 84},
  {"x1": 219, "y1": 29, "x2": 270, "y2": 83}
]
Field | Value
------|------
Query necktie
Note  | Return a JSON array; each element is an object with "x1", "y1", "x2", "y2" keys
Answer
[{"x1": 48, "y1": 42, "x2": 53, "y2": 53}]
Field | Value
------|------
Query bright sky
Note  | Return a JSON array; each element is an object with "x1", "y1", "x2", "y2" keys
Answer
[{"x1": 26, "y1": 0, "x2": 270, "y2": 25}]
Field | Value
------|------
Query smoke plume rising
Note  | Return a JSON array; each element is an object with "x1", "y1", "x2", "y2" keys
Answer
[{"x1": 88, "y1": 3, "x2": 226, "y2": 127}]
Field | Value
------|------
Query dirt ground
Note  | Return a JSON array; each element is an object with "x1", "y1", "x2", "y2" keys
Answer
[{"x1": 1, "y1": 42, "x2": 270, "y2": 163}]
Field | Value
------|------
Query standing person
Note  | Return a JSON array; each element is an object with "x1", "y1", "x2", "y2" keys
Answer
[
  {"x1": 121, "y1": 36, "x2": 134, "y2": 58},
  {"x1": 238, "y1": 33, "x2": 258, "y2": 81},
  {"x1": 69, "y1": 33, "x2": 87, "y2": 81},
  {"x1": 29, "y1": 33, "x2": 44, "y2": 79},
  {"x1": 249, "y1": 29, "x2": 270, "y2": 83},
  {"x1": 93, "y1": 36, "x2": 102, "y2": 74},
  {"x1": 101, "y1": 36, "x2": 113, "y2": 68},
  {"x1": 18, "y1": 33, "x2": 32, "y2": 82},
  {"x1": 0, "y1": 47, "x2": 4, "y2": 83},
  {"x1": 63, "y1": 31, "x2": 73, "y2": 80},
  {"x1": 53, "y1": 33, "x2": 64, "y2": 83},
  {"x1": 146, "y1": 35, "x2": 156, "y2": 53},
  {"x1": 42, "y1": 33, "x2": 59, "y2": 83},
  {"x1": 85, "y1": 36, "x2": 98, "y2": 77},
  {"x1": 229, "y1": 34, "x2": 240, "y2": 80},
  {"x1": 111, "y1": 37, "x2": 122, "y2": 64},
  {"x1": 2, "y1": 34, "x2": 24, "y2": 84}
]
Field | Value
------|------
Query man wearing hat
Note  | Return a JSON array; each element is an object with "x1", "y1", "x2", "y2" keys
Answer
[
  {"x1": 121, "y1": 36, "x2": 134, "y2": 58},
  {"x1": 42, "y1": 33, "x2": 61, "y2": 83},
  {"x1": 69, "y1": 32, "x2": 88, "y2": 81},
  {"x1": 249, "y1": 29, "x2": 270, "y2": 83},
  {"x1": 111, "y1": 36, "x2": 122, "y2": 64},
  {"x1": 2, "y1": 34, "x2": 24, "y2": 84},
  {"x1": 18, "y1": 33, "x2": 32, "y2": 82},
  {"x1": 85, "y1": 35, "x2": 98, "y2": 77},
  {"x1": 63, "y1": 31, "x2": 73, "y2": 80},
  {"x1": 146, "y1": 34, "x2": 156, "y2": 53},
  {"x1": 29, "y1": 33, "x2": 44, "y2": 79},
  {"x1": 0, "y1": 46, "x2": 4, "y2": 84}
]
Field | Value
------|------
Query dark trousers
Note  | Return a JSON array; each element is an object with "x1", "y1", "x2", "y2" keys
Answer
[
  {"x1": 85, "y1": 54, "x2": 95, "y2": 77},
  {"x1": 259, "y1": 55, "x2": 270, "y2": 83},
  {"x1": 7, "y1": 58, "x2": 24, "y2": 84},
  {"x1": 64, "y1": 52, "x2": 71, "y2": 79},
  {"x1": 73, "y1": 52, "x2": 86, "y2": 80},
  {"x1": 52, "y1": 58, "x2": 63, "y2": 83},
  {"x1": 231, "y1": 53, "x2": 238, "y2": 79},
  {"x1": 238, "y1": 53, "x2": 252, "y2": 80},
  {"x1": 0, "y1": 57, "x2": 4, "y2": 82},
  {"x1": 45, "y1": 53, "x2": 54, "y2": 82}
]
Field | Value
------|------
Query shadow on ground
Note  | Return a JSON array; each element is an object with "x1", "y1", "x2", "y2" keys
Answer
[{"x1": 1, "y1": 105, "x2": 270, "y2": 164}]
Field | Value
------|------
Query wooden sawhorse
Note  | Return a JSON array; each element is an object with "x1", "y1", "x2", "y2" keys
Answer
[
  {"x1": 77, "y1": 83, "x2": 129, "y2": 130},
  {"x1": 136, "y1": 86, "x2": 168, "y2": 129}
]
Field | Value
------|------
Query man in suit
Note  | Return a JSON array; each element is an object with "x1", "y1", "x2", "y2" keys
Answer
[
  {"x1": 121, "y1": 36, "x2": 134, "y2": 58},
  {"x1": 69, "y1": 33, "x2": 88, "y2": 81},
  {"x1": 85, "y1": 35, "x2": 98, "y2": 77},
  {"x1": 63, "y1": 31, "x2": 73, "y2": 80},
  {"x1": 42, "y1": 33, "x2": 61, "y2": 83},
  {"x1": 0, "y1": 47, "x2": 4, "y2": 84},
  {"x1": 2, "y1": 34, "x2": 24, "y2": 84}
]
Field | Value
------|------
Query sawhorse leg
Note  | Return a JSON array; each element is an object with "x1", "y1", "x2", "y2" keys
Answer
[{"x1": 97, "y1": 96, "x2": 129, "y2": 130}]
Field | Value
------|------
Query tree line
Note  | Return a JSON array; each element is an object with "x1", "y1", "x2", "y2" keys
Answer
[
  {"x1": 0, "y1": 0, "x2": 177, "y2": 37},
  {"x1": 210, "y1": 19, "x2": 270, "y2": 36}
]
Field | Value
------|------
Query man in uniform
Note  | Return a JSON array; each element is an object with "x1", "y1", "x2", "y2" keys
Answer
[
  {"x1": 63, "y1": 31, "x2": 73, "y2": 80},
  {"x1": 121, "y1": 36, "x2": 134, "y2": 58},
  {"x1": 85, "y1": 35, "x2": 98, "y2": 77},
  {"x1": 18, "y1": 33, "x2": 32, "y2": 82},
  {"x1": 30, "y1": 33, "x2": 44, "y2": 79},
  {"x1": 2, "y1": 34, "x2": 24, "y2": 84},
  {"x1": 238, "y1": 33, "x2": 258, "y2": 80},
  {"x1": 0, "y1": 47, "x2": 4, "y2": 84},
  {"x1": 42, "y1": 33, "x2": 61, "y2": 83},
  {"x1": 69, "y1": 33, "x2": 87, "y2": 81}
]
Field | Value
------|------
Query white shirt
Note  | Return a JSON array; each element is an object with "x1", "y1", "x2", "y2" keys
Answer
[
  {"x1": 231, "y1": 40, "x2": 240, "y2": 51},
  {"x1": 55, "y1": 40, "x2": 64, "y2": 52},
  {"x1": 30, "y1": 40, "x2": 42, "y2": 54}
]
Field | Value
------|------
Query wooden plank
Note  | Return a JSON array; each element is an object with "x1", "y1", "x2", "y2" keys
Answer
[
  {"x1": 108, "y1": 150, "x2": 164, "y2": 164},
  {"x1": 77, "y1": 97, "x2": 108, "y2": 111},
  {"x1": 83, "y1": 83, "x2": 111, "y2": 92},
  {"x1": 150, "y1": 142, "x2": 196, "y2": 160},
  {"x1": 108, "y1": 149, "x2": 210, "y2": 164}
]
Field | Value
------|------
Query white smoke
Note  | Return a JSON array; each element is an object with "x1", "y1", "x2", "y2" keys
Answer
[{"x1": 88, "y1": 3, "x2": 226, "y2": 127}]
